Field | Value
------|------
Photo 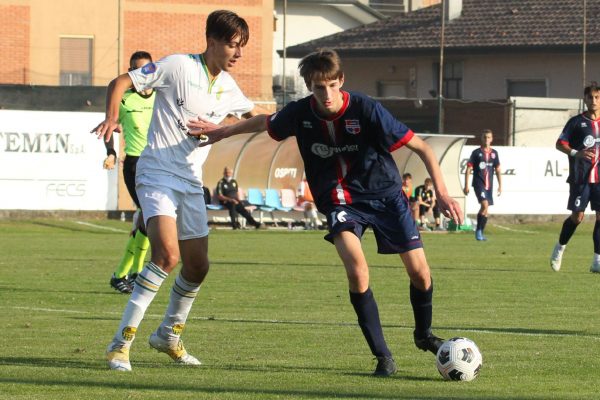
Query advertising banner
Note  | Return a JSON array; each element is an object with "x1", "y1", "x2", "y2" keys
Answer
[{"x1": 0, "y1": 110, "x2": 118, "y2": 210}]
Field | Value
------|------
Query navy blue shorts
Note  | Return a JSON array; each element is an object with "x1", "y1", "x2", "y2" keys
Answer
[
  {"x1": 323, "y1": 192, "x2": 423, "y2": 254},
  {"x1": 567, "y1": 183, "x2": 600, "y2": 212},
  {"x1": 473, "y1": 185, "x2": 493, "y2": 205}
]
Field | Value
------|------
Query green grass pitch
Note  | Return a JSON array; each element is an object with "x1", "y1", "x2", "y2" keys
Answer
[{"x1": 1, "y1": 218, "x2": 599, "y2": 399}]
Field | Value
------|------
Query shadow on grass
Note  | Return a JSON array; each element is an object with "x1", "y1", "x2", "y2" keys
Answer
[{"x1": 0, "y1": 360, "x2": 480, "y2": 400}]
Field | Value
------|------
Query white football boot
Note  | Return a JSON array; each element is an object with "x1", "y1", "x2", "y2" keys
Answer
[
  {"x1": 550, "y1": 243, "x2": 565, "y2": 272},
  {"x1": 149, "y1": 332, "x2": 201, "y2": 366},
  {"x1": 590, "y1": 254, "x2": 600, "y2": 273},
  {"x1": 106, "y1": 341, "x2": 132, "y2": 371}
]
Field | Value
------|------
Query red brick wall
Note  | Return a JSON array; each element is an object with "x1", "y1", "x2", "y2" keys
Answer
[
  {"x1": 127, "y1": 0, "x2": 263, "y2": 5},
  {"x1": 0, "y1": 5, "x2": 29, "y2": 84},
  {"x1": 124, "y1": 12, "x2": 265, "y2": 99}
]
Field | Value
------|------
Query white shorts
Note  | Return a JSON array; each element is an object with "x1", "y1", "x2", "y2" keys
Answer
[{"x1": 136, "y1": 173, "x2": 209, "y2": 240}]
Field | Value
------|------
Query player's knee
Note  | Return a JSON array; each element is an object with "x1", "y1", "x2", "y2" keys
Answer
[{"x1": 571, "y1": 214, "x2": 584, "y2": 224}]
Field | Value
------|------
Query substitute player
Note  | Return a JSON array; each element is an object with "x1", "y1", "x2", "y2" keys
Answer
[
  {"x1": 550, "y1": 83, "x2": 600, "y2": 273},
  {"x1": 463, "y1": 129, "x2": 502, "y2": 241},
  {"x1": 92, "y1": 10, "x2": 264, "y2": 371},
  {"x1": 188, "y1": 48, "x2": 463, "y2": 377},
  {"x1": 103, "y1": 51, "x2": 154, "y2": 294}
]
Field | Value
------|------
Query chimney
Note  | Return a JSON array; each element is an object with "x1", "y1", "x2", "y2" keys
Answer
[{"x1": 445, "y1": 0, "x2": 462, "y2": 21}]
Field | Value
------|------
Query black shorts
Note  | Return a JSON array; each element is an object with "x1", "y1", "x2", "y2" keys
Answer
[
  {"x1": 472, "y1": 184, "x2": 494, "y2": 205},
  {"x1": 123, "y1": 155, "x2": 140, "y2": 208},
  {"x1": 567, "y1": 182, "x2": 600, "y2": 212},
  {"x1": 323, "y1": 192, "x2": 422, "y2": 254},
  {"x1": 419, "y1": 204, "x2": 440, "y2": 218}
]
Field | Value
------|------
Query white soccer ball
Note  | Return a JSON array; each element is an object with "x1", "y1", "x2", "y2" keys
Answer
[{"x1": 436, "y1": 337, "x2": 482, "y2": 381}]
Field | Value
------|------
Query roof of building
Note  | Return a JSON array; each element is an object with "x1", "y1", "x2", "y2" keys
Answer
[{"x1": 286, "y1": 0, "x2": 600, "y2": 57}]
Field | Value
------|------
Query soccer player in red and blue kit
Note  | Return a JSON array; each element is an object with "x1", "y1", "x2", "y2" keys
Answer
[
  {"x1": 551, "y1": 83, "x2": 600, "y2": 273},
  {"x1": 463, "y1": 129, "x2": 502, "y2": 241},
  {"x1": 187, "y1": 49, "x2": 463, "y2": 376}
]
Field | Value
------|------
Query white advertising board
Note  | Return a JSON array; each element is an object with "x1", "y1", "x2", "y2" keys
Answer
[
  {"x1": 460, "y1": 146, "x2": 570, "y2": 215},
  {"x1": 0, "y1": 110, "x2": 118, "y2": 210}
]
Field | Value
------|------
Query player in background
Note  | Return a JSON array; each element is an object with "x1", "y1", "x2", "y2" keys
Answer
[
  {"x1": 401, "y1": 173, "x2": 419, "y2": 223},
  {"x1": 463, "y1": 129, "x2": 502, "y2": 241},
  {"x1": 103, "y1": 51, "x2": 155, "y2": 294},
  {"x1": 92, "y1": 10, "x2": 264, "y2": 371},
  {"x1": 550, "y1": 83, "x2": 600, "y2": 273},
  {"x1": 187, "y1": 48, "x2": 463, "y2": 377}
]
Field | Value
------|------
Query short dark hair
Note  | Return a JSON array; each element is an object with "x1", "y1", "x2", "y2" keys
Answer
[
  {"x1": 129, "y1": 51, "x2": 152, "y2": 70},
  {"x1": 584, "y1": 82, "x2": 600, "y2": 97},
  {"x1": 402, "y1": 173, "x2": 412, "y2": 180},
  {"x1": 298, "y1": 48, "x2": 344, "y2": 88},
  {"x1": 206, "y1": 10, "x2": 249, "y2": 46}
]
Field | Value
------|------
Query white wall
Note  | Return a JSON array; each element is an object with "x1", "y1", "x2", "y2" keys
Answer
[
  {"x1": 0, "y1": 110, "x2": 118, "y2": 210},
  {"x1": 460, "y1": 146, "x2": 570, "y2": 215}
]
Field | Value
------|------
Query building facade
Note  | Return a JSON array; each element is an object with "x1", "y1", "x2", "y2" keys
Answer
[{"x1": 0, "y1": 0, "x2": 275, "y2": 102}]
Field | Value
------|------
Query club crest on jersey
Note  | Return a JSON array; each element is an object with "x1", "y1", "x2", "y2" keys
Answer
[
  {"x1": 141, "y1": 63, "x2": 156, "y2": 75},
  {"x1": 345, "y1": 119, "x2": 361, "y2": 135}
]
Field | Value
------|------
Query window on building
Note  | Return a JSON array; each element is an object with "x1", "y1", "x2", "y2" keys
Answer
[
  {"x1": 377, "y1": 81, "x2": 407, "y2": 98},
  {"x1": 507, "y1": 79, "x2": 547, "y2": 97},
  {"x1": 60, "y1": 37, "x2": 93, "y2": 86},
  {"x1": 433, "y1": 61, "x2": 463, "y2": 99}
]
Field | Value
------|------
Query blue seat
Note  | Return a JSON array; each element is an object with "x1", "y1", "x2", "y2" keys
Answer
[
  {"x1": 264, "y1": 189, "x2": 292, "y2": 212},
  {"x1": 246, "y1": 188, "x2": 275, "y2": 212},
  {"x1": 246, "y1": 188, "x2": 275, "y2": 225}
]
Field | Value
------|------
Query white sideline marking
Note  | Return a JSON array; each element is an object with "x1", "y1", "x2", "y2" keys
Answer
[
  {"x1": 75, "y1": 221, "x2": 128, "y2": 233},
  {"x1": 493, "y1": 224, "x2": 536, "y2": 234},
  {"x1": 11, "y1": 306, "x2": 600, "y2": 341}
]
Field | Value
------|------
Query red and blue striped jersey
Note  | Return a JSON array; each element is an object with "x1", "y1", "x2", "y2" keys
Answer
[
  {"x1": 557, "y1": 113, "x2": 600, "y2": 184},
  {"x1": 467, "y1": 147, "x2": 500, "y2": 191},
  {"x1": 266, "y1": 90, "x2": 414, "y2": 212}
]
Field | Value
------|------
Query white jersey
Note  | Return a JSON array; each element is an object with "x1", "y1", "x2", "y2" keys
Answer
[{"x1": 129, "y1": 54, "x2": 254, "y2": 186}]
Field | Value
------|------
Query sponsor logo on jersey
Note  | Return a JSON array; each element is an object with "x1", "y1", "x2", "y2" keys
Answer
[
  {"x1": 311, "y1": 142, "x2": 359, "y2": 158},
  {"x1": 583, "y1": 135, "x2": 595, "y2": 148},
  {"x1": 344, "y1": 119, "x2": 361, "y2": 135},
  {"x1": 302, "y1": 120, "x2": 312, "y2": 129},
  {"x1": 141, "y1": 63, "x2": 156, "y2": 75},
  {"x1": 478, "y1": 161, "x2": 487, "y2": 170}
]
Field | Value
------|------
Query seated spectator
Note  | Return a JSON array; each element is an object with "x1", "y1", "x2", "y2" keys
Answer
[
  {"x1": 298, "y1": 174, "x2": 322, "y2": 230},
  {"x1": 414, "y1": 177, "x2": 442, "y2": 231},
  {"x1": 402, "y1": 173, "x2": 418, "y2": 223},
  {"x1": 215, "y1": 167, "x2": 263, "y2": 229}
]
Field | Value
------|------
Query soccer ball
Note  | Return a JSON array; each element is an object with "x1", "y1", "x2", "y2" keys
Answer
[{"x1": 436, "y1": 337, "x2": 482, "y2": 381}]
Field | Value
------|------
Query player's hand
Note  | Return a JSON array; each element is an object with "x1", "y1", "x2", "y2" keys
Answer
[
  {"x1": 577, "y1": 148, "x2": 595, "y2": 161},
  {"x1": 463, "y1": 187, "x2": 469, "y2": 196},
  {"x1": 436, "y1": 193, "x2": 464, "y2": 225},
  {"x1": 103, "y1": 154, "x2": 116, "y2": 170},
  {"x1": 91, "y1": 119, "x2": 122, "y2": 142},
  {"x1": 497, "y1": 186, "x2": 502, "y2": 196},
  {"x1": 187, "y1": 118, "x2": 228, "y2": 146}
]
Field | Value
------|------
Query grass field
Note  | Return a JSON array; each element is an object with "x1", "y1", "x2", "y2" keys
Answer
[{"x1": 1, "y1": 218, "x2": 599, "y2": 399}]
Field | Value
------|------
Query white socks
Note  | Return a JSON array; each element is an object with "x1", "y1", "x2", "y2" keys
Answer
[
  {"x1": 157, "y1": 273, "x2": 201, "y2": 342},
  {"x1": 112, "y1": 262, "x2": 168, "y2": 347}
]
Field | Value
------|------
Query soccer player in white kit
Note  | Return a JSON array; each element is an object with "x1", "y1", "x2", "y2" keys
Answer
[{"x1": 91, "y1": 10, "x2": 262, "y2": 371}]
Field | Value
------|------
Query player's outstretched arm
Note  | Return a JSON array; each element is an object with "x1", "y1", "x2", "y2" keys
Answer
[
  {"x1": 90, "y1": 73, "x2": 133, "y2": 142},
  {"x1": 405, "y1": 135, "x2": 464, "y2": 224},
  {"x1": 187, "y1": 114, "x2": 269, "y2": 146}
]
